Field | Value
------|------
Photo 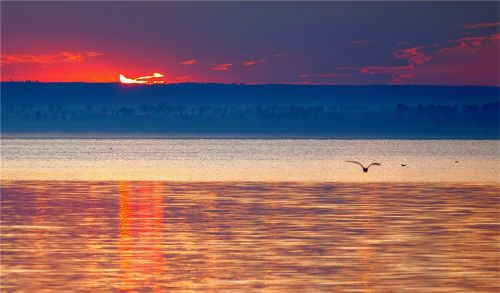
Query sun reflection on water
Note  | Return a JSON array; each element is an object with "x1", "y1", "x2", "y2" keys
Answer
[
  {"x1": 118, "y1": 182, "x2": 165, "y2": 292},
  {"x1": 1, "y1": 181, "x2": 499, "y2": 292}
]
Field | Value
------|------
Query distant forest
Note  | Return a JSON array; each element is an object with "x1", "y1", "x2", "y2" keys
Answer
[{"x1": 2, "y1": 82, "x2": 499, "y2": 138}]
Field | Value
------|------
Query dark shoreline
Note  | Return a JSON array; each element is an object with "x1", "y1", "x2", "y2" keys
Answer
[
  {"x1": 3, "y1": 83, "x2": 499, "y2": 139},
  {"x1": 2, "y1": 134, "x2": 499, "y2": 140}
]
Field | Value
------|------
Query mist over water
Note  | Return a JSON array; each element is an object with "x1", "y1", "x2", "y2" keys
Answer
[{"x1": 1, "y1": 139, "x2": 499, "y2": 182}]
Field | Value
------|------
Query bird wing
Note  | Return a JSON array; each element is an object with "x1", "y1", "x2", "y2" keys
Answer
[
  {"x1": 346, "y1": 160, "x2": 365, "y2": 168},
  {"x1": 367, "y1": 162, "x2": 381, "y2": 168}
]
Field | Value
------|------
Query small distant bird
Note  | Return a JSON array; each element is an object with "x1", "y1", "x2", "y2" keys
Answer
[
  {"x1": 346, "y1": 160, "x2": 381, "y2": 173},
  {"x1": 401, "y1": 164, "x2": 406, "y2": 167},
  {"x1": 455, "y1": 160, "x2": 459, "y2": 163}
]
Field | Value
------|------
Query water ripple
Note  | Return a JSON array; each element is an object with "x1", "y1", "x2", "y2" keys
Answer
[{"x1": 1, "y1": 181, "x2": 499, "y2": 292}]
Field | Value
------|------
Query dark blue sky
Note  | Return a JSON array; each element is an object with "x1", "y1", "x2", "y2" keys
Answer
[{"x1": 2, "y1": 1, "x2": 499, "y2": 85}]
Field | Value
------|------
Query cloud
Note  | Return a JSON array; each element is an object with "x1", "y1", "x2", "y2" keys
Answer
[
  {"x1": 293, "y1": 22, "x2": 498, "y2": 85},
  {"x1": 393, "y1": 47, "x2": 432, "y2": 65},
  {"x1": 358, "y1": 30, "x2": 499, "y2": 84},
  {"x1": 210, "y1": 63, "x2": 232, "y2": 71},
  {"x1": 463, "y1": 22, "x2": 500, "y2": 30},
  {"x1": 434, "y1": 33, "x2": 499, "y2": 54},
  {"x1": 243, "y1": 59, "x2": 265, "y2": 67},
  {"x1": 180, "y1": 59, "x2": 196, "y2": 65},
  {"x1": 1, "y1": 51, "x2": 101, "y2": 65},
  {"x1": 412, "y1": 34, "x2": 499, "y2": 61}
]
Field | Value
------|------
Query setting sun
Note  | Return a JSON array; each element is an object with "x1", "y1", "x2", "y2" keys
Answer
[{"x1": 119, "y1": 72, "x2": 165, "y2": 84}]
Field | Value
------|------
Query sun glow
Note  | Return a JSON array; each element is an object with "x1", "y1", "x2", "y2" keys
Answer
[{"x1": 119, "y1": 72, "x2": 165, "y2": 84}]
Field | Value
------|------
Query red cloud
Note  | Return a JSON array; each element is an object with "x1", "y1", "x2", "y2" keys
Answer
[
  {"x1": 434, "y1": 33, "x2": 499, "y2": 55},
  {"x1": 1, "y1": 51, "x2": 101, "y2": 66},
  {"x1": 393, "y1": 47, "x2": 432, "y2": 65},
  {"x1": 416, "y1": 36, "x2": 499, "y2": 86},
  {"x1": 244, "y1": 59, "x2": 265, "y2": 67},
  {"x1": 210, "y1": 63, "x2": 232, "y2": 71},
  {"x1": 180, "y1": 59, "x2": 196, "y2": 65},
  {"x1": 358, "y1": 30, "x2": 499, "y2": 84},
  {"x1": 463, "y1": 22, "x2": 500, "y2": 30}
]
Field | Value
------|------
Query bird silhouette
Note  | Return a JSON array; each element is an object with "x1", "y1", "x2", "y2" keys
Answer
[
  {"x1": 401, "y1": 164, "x2": 406, "y2": 167},
  {"x1": 455, "y1": 160, "x2": 459, "y2": 163},
  {"x1": 346, "y1": 161, "x2": 381, "y2": 173}
]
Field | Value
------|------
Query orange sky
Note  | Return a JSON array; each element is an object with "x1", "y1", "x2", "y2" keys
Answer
[{"x1": 1, "y1": 2, "x2": 499, "y2": 85}]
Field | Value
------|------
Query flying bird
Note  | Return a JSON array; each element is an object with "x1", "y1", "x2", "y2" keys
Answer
[
  {"x1": 401, "y1": 164, "x2": 406, "y2": 167},
  {"x1": 346, "y1": 161, "x2": 381, "y2": 173}
]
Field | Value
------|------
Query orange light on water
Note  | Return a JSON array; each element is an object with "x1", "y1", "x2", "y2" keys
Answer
[
  {"x1": 118, "y1": 182, "x2": 165, "y2": 291},
  {"x1": 119, "y1": 72, "x2": 165, "y2": 84}
]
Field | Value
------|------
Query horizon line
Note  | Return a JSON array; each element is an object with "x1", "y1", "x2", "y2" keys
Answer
[{"x1": 1, "y1": 81, "x2": 499, "y2": 88}]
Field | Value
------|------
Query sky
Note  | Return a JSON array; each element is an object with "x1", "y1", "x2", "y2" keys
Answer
[{"x1": 1, "y1": 1, "x2": 499, "y2": 85}]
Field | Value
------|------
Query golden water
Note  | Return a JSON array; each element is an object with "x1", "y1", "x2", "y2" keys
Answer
[
  {"x1": 1, "y1": 181, "x2": 499, "y2": 292},
  {"x1": 2, "y1": 139, "x2": 499, "y2": 182}
]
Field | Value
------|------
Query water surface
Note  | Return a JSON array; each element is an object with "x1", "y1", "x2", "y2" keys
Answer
[
  {"x1": 1, "y1": 181, "x2": 499, "y2": 292},
  {"x1": 2, "y1": 139, "x2": 499, "y2": 291},
  {"x1": 2, "y1": 139, "x2": 499, "y2": 182}
]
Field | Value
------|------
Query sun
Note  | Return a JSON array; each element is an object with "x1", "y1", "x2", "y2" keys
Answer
[{"x1": 119, "y1": 72, "x2": 165, "y2": 84}]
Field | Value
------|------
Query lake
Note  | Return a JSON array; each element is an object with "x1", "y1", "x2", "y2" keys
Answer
[
  {"x1": 1, "y1": 139, "x2": 499, "y2": 292},
  {"x1": 1, "y1": 139, "x2": 499, "y2": 182}
]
